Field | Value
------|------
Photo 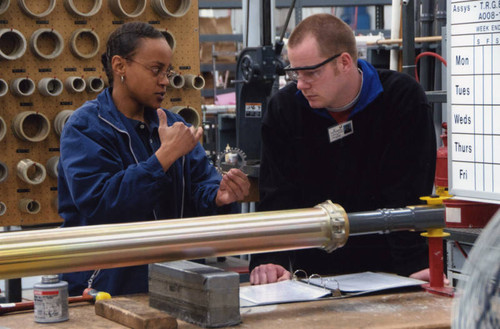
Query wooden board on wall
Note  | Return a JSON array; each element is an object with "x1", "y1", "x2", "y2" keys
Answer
[{"x1": 0, "y1": 0, "x2": 201, "y2": 226}]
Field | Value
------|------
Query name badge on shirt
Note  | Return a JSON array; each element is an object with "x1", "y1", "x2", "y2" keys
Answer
[{"x1": 328, "y1": 120, "x2": 354, "y2": 143}]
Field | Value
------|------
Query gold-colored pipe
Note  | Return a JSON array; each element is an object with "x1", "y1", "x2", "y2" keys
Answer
[{"x1": 0, "y1": 201, "x2": 348, "y2": 279}]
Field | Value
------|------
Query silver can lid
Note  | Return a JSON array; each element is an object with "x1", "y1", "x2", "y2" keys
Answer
[{"x1": 41, "y1": 275, "x2": 60, "y2": 284}]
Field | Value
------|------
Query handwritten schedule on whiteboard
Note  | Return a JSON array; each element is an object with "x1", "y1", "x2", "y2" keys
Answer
[{"x1": 448, "y1": 0, "x2": 500, "y2": 202}]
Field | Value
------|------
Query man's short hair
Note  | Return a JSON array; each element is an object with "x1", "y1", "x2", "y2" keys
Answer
[{"x1": 288, "y1": 14, "x2": 357, "y2": 62}]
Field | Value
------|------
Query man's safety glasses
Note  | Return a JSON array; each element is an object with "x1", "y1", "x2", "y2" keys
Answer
[{"x1": 284, "y1": 53, "x2": 342, "y2": 82}]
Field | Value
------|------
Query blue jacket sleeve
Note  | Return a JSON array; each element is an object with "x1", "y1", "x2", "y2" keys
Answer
[
  {"x1": 187, "y1": 142, "x2": 223, "y2": 216},
  {"x1": 59, "y1": 120, "x2": 170, "y2": 225}
]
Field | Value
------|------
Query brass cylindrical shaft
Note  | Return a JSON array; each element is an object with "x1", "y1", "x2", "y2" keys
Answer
[
  {"x1": 0, "y1": 202, "x2": 444, "y2": 280},
  {"x1": 0, "y1": 201, "x2": 348, "y2": 279}
]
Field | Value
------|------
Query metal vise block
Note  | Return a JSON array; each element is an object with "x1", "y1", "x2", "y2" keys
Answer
[{"x1": 149, "y1": 260, "x2": 241, "y2": 328}]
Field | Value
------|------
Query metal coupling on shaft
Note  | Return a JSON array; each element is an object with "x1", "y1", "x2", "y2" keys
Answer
[{"x1": 315, "y1": 200, "x2": 349, "y2": 253}]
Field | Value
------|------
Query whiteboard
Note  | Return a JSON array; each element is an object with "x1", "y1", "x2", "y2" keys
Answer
[{"x1": 447, "y1": 0, "x2": 500, "y2": 203}]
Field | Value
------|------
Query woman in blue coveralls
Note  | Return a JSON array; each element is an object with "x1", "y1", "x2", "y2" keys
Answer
[{"x1": 57, "y1": 22, "x2": 250, "y2": 296}]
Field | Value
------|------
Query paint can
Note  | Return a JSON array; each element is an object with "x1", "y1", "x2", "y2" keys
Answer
[{"x1": 33, "y1": 275, "x2": 69, "y2": 323}]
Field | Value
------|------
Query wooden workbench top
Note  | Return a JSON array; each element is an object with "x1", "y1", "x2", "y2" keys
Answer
[{"x1": 0, "y1": 291, "x2": 452, "y2": 329}]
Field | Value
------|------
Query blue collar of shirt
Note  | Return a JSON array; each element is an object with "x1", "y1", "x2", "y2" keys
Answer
[
  {"x1": 295, "y1": 59, "x2": 383, "y2": 121},
  {"x1": 123, "y1": 108, "x2": 160, "y2": 131},
  {"x1": 123, "y1": 112, "x2": 159, "y2": 138},
  {"x1": 97, "y1": 88, "x2": 160, "y2": 133}
]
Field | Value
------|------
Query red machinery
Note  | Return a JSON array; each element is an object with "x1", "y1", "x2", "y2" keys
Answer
[{"x1": 421, "y1": 123, "x2": 499, "y2": 296}]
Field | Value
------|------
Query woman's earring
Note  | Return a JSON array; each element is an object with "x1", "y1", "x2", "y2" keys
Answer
[{"x1": 120, "y1": 76, "x2": 124, "y2": 83}]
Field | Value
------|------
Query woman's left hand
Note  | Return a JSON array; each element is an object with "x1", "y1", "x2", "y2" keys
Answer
[{"x1": 215, "y1": 168, "x2": 250, "y2": 206}]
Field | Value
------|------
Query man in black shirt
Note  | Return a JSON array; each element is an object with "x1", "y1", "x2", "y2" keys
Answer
[{"x1": 250, "y1": 14, "x2": 436, "y2": 285}]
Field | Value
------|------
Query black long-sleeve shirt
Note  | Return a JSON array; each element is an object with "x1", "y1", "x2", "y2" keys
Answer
[{"x1": 250, "y1": 60, "x2": 436, "y2": 277}]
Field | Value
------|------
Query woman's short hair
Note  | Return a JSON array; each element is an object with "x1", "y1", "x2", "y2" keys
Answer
[{"x1": 101, "y1": 22, "x2": 164, "y2": 86}]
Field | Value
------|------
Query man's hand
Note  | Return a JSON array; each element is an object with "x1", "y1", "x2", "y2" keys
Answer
[
  {"x1": 155, "y1": 108, "x2": 203, "y2": 171},
  {"x1": 410, "y1": 268, "x2": 450, "y2": 285},
  {"x1": 250, "y1": 264, "x2": 291, "y2": 285},
  {"x1": 215, "y1": 168, "x2": 250, "y2": 206}
]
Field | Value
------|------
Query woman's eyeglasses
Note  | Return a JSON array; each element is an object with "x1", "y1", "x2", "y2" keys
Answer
[{"x1": 125, "y1": 58, "x2": 176, "y2": 80}]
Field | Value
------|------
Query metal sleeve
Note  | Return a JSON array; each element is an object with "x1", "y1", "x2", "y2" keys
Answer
[
  {"x1": 85, "y1": 76, "x2": 105, "y2": 93},
  {"x1": 10, "y1": 77, "x2": 35, "y2": 97},
  {"x1": 45, "y1": 156, "x2": 59, "y2": 179},
  {"x1": 38, "y1": 77, "x2": 63, "y2": 97},
  {"x1": 184, "y1": 74, "x2": 205, "y2": 90},
  {"x1": 0, "y1": 29, "x2": 27, "y2": 60},
  {"x1": 54, "y1": 110, "x2": 74, "y2": 136},
  {"x1": 159, "y1": 29, "x2": 176, "y2": 52},
  {"x1": 64, "y1": 76, "x2": 86, "y2": 93},
  {"x1": 108, "y1": 0, "x2": 146, "y2": 18},
  {"x1": 12, "y1": 111, "x2": 51, "y2": 142},
  {"x1": 0, "y1": 116, "x2": 6, "y2": 142},
  {"x1": 0, "y1": 78, "x2": 8, "y2": 97},
  {"x1": 0, "y1": 202, "x2": 6, "y2": 216},
  {"x1": 0, "y1": 0, "x2": 9, "y2": 15},
  {"x1": 169, "y1": 106, "x2": 200, "y2": 128},
  {"x1": 167, "y1": 73, "x2": 185, "y2": 89},
  {"x1": 151, "y1": 0, "x2": 191, "y2": 18},
  {"x1": 69, "y1": 29, "x2": 100, "y2": 59},
  {"x1": 16, "y1": 159, "x2": 47, "y2": 185},
  {"x1": 0, "y1": 160, "x2": 8, "y2": 183},
  {"x1": 29, "y1": 28, "x2": 64, "y2": 60},
  {"x1": 64, "y1": 0, "x2": 102, "y2": 17},
  {"x1": 18, "y1": 0, "x2": 56, "y2": 18},
  {"x1": 18, "y1": 198, "x2": 41, "y2": 214}
]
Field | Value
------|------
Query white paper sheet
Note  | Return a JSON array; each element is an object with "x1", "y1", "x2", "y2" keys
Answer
[
  {"x1": 240, "y1": 280, "x2": 331, "y2": 306},
  {"x1": 307, "y1": 271, "x2": 426, "y2": 292}
]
